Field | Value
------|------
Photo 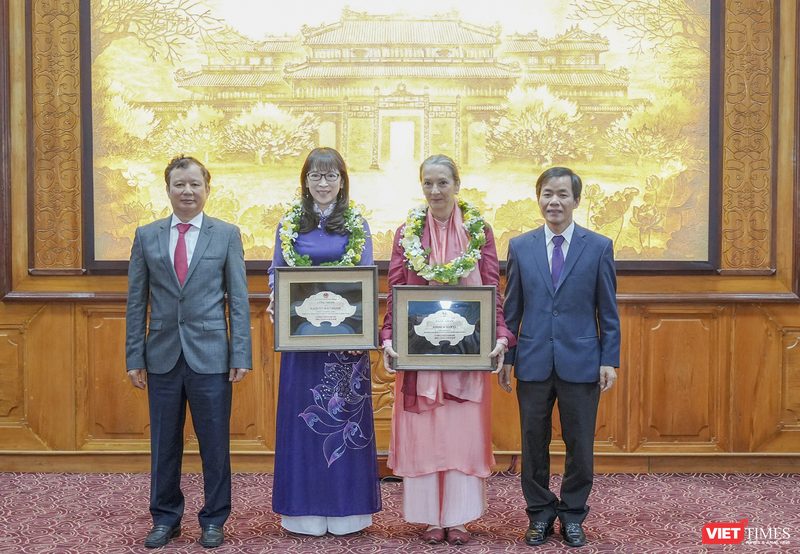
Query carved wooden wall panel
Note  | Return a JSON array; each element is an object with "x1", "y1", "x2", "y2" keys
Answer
[
  {"x1": 24, "y1": 304, "x2": 76, "y2": 450},
  {"x1": 729, "y1": 305, "x2": 783, "y2": 451},
  {"x1": 372, "y1": 296, "x2": 395, "y2": 453},
  {"x1": 782, "y1": 332, "x2": 800, "y2": 428},
  {"x1": 371, "y1": 358, "x2": 393, "y2": 453},
  {"x1": 726, "y1": 304, "x2": 800, "y2": 452},
  {"x1": 0, "y1": 325, "x2": 24, "y2": 421},
  {"x1": 372, "y1": 349, "x2": 395, "y2": 452},
  {"x1": 227, "y1": 306, "x2": 271, "y2": 450},
  {"x1": 76, "y1": 305, "x2": 276, "y2": 451},
  {"x1": 593, "y1": 382, "x2": 621, "y2": 452},
  {"x1": 619, "y1": 304, "x2": 641, "y2": 453},
  {"x1": 721, "y1": 0, "x2": 774, "y2": 271},
  {"x1": 490, "y1": 374, "x2": 521, "y2": 452},
  {"x1": 0, "y1": 306, "x2": 68, "y2": 451},
  {"x1": 3, "y1": 300, "x2": 800, "y2": 463},
  {"x1": 29, "y1": 0, "x2": 82, "y2": 272},
  {"x1": 638, "y1": 308, "x2": 723, "y2": 450},
  {"x1": 77, "y1": 306, "x2": 149, "y2": 449},
  {"x1": 486, "y1": 305, "x2": 629, "y2": 455}
]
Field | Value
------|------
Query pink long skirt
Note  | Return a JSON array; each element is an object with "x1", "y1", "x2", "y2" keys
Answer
[{"x1": 389, "y1": 371, "x2": 495, "y2": 526}]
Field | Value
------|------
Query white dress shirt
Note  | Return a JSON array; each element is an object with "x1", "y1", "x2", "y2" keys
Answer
[
  {"x1": 169, "y1": 212, "x2": 204, "y2": 266},
  {"x1": 544, "y1": 221, "x2": 575, "y2": 271}
]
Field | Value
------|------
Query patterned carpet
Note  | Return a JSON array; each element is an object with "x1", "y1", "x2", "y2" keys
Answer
[{"x1": 1, "y1": 472, "x2": 798, "y2": 553}]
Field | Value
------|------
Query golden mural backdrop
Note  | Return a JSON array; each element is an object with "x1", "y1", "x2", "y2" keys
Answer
[{"x1": 89, "y1": 0, "x2": 711, "y2": 262}]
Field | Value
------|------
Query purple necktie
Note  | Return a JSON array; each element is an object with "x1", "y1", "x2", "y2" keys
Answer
[
  {"x1": 174, "y1": 223, "x2": 192, "y2": 286},
  {"x1": 551, "y1": 235, "x2": 565, "y2": 289}
]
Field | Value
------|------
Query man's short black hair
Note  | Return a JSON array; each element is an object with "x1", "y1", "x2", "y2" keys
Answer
[{"x1": 536, "y1": 167, "x2": 582, "y2": 199}]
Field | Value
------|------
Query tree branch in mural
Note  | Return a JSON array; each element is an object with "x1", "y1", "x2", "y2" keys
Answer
[
  {"x1": 92, "y1": 81, "x2": 159, "y2": 157},
  {"x1": 570, "y1": 0, "x2": 710, "y2": 56},
  {"x1": 224, "y1": 104, "x2": 319, "y2": 165},
  {"x1": 486, "y1": 87, "x2": 591, "y2": 166},
  {"x1": 91, "y1": 0, "x2": 224, "y2": 64}
]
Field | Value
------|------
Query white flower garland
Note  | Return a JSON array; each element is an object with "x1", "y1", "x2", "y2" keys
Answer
[
  {"x1": 279, "y1": 200, "x2": 366, "y2": 266},
  {"x1": 399, "y1": 199, "x2": 487, "y2": 284}
]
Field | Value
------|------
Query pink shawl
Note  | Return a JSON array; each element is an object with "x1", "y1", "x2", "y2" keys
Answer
[{"x1": 401, "y1": 203, "x2": 485, "y2": 413}]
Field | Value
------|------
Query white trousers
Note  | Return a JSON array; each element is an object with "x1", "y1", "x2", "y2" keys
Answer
[{"x1": 280, "y1": 514, "x2": 373, "y2": 536}]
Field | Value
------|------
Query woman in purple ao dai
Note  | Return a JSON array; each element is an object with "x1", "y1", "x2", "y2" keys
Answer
[{"x1": 268, "y1": 148, "x2": 381, "y2": 536}]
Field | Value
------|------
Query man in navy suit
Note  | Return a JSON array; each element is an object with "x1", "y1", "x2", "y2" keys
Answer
[
  {"x1": 501, "y1": 167, "x2": 620, "y2": 548},
  {"x1": 126, "y1": 155, "x2": 252, "y2": 549}
]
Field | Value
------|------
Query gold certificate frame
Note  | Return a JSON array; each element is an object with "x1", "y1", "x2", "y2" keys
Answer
[
  {"x1": 392, "y1": 285, "x2": 497, "y2": 371},
  {"x1": 274, "y1": 266, "x2": 379, "y2": 352}
]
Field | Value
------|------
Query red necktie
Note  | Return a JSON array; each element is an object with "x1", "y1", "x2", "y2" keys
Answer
[{"x1": 174, "y1": 223, "x2": 192, "y2": 286}]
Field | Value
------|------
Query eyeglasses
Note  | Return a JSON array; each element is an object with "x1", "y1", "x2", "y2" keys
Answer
[{"x1": 307, "y1": 172, "x2": 340, "y2": 183}]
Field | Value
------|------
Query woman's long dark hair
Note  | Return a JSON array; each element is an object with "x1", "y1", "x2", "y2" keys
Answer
[{"x1": 298, "y1": 147, "x2": 350, "y2": 235}]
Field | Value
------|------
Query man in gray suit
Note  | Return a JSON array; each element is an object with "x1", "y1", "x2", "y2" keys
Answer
[
  {"x1": 501, "y1": 167, "x2": 620, "y2": 548},
  {"x1": 126, "y1": 155, "x2": 252, "y2": 549}
]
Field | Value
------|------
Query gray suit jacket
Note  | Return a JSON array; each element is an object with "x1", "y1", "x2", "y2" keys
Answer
[{"x1": 125, "y1": 214, "x2": 253, "y2": 374}]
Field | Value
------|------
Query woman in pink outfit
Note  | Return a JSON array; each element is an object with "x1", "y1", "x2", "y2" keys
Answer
[{"x1": 381, "y1": 155, "x2": 516, "y2": 545}]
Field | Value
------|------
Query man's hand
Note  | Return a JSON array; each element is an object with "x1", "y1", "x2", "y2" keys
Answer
[
  {"x1": 489, "y1": 341, "x2": 506, "y2": 374},
  {"x1": 497, "y1": 364, "x2": 513, "y2": 393},
  {"x1": 599, "y1": 365, "x2": 617, "y2": 392},
  {"x1": 127, "y1": 369, "x2": 147, "y2": 390},
  {"x1": 382, "y1": 345, "x2": 399, "y2": 374},
  {"x1": 229, "y1": 368, "x2": 250, "y2": 383}
]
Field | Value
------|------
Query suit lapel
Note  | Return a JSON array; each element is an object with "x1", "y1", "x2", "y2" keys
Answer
[
  {"x1": 182, "y1": 215, "x2": 213, "y2": 287},
  {"x1": 157, "y1": 218, "x2": 181, "y2": 289},
  {"x1": 529, "y1": 227, "x2": 555, "y2": 297},
  {"x1": 558, "y1": 224, "x2": 587, "y2": 290}
]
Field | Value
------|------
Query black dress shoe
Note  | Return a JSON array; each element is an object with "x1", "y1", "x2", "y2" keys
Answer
[
  {"x1": 524, "y1": 521, "x2": 554, "y2": 546},
  {"x1": 561, "y1": 522, "x2": 587, "y2": 547},
  {"x1": 144, "y1": 525, "x2": 181, "y2": 548},
  {"x1": 200, "y1": 524, "x2": 225, "y2": 548}
]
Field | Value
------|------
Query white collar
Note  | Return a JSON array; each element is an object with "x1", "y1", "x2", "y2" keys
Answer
[
  {"x1": 544, "y1": 221, "x2": 575, "y2": 244},
  {"x1": 171, "y1": 212, "x2": 204, "y2": 229}
]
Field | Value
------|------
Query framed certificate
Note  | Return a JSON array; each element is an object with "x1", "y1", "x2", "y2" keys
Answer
[
  {"x1": 274, "y1": 266, "x2": 379, "y2": 352},
  {"x1": 391, "y1": 285, "x2": 497, "y2": 371}
]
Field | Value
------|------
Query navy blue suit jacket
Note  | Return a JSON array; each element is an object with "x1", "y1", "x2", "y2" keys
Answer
[{"x1": 503, "y1": 223, "x2": 620, "y2": 383}]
